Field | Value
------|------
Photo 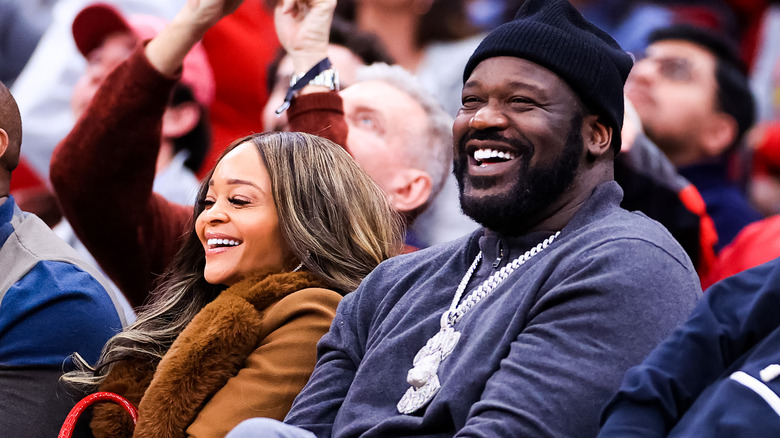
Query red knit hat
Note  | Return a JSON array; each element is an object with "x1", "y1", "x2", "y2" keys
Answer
[{"x1": 72, "y1": 3, "x2": 215, "y2": 107}]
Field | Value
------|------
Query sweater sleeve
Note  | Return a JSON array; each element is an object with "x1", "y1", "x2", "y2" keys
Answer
[
  {"x1": 186, "y1": 288, "x2": 341, "y2": 438},
  {"x1": 287, "y1": 92, "x2": 347, "y2": 149},
  {"x1": 456, "y1": 237, "x2": 700, "y2": 437},
  {"x1": 49, "y1": 44, "x2": 192, "y2": 306},
  {"x1": 598, "y1": 258, "x2": 780, "y2": 437}
]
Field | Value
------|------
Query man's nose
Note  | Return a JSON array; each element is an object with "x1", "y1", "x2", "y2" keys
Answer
[{"x1": 469, "y1": 103, "x2": 509, "y2": 130}]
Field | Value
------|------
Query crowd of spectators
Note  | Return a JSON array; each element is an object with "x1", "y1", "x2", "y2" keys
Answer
[{"x1": 1, "y1": 0, "x2": 779, "y2": 436}]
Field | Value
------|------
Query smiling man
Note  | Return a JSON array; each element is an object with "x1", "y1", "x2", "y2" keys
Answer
[{"x1": 227, "y1": 0, "x2": 701, "y2": 437}]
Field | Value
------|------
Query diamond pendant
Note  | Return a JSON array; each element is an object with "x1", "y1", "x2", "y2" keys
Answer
[
  {"x1": 396, "y1": 232, "x2": 561, "y2": 416},
  {"x1": 397, "y1": 317, "x2": 461, "y2": 414}
]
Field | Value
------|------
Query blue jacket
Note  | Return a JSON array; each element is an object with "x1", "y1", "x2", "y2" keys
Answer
[
  {"x1": 0, "y1": 196, "x2": 125, "y2": 436},
  {"x1": 599, "y1": 257, "x2": 780, "y2": 437}
]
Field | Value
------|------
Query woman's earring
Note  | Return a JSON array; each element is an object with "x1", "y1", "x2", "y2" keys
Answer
[{"x1": 293, "y1": 251, "x2": 312, "y2": 272}]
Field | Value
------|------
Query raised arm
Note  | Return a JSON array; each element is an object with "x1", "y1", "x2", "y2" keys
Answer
[
  {"x1": 49, "y1": 47, "x2": 189, "y2": 305},
  {"x1": 145, "y1": 0, "x2": 244, "y2": 76},
  {"x1": 274, "y1": 0, "x2": 335, "y2": 95},
  {"x1": 276, "y1": 0, "x2": 348, "y2": 146},
  {"x1": 50, "y1": 0, "x2": 244, "y2": 305}
]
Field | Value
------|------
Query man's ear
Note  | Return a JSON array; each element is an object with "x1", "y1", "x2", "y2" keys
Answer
[
  {"x1": 700, "y1": 112, "x2": 738, "y2": 158},
  {"x1": 387, "y1": 169, "x2": 432, "y2": 213},
  {"x1": 162, "y1": 101, "x2": 201, "y2": 139},
  {"x1": 583, "y1": 114, "x2": 612, "y2": 159},
  {"x1": 0, "y1": 128, "x2": 8, "y2": 159}
]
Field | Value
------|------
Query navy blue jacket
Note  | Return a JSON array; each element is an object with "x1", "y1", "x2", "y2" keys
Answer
[
  {"x1": 680, "y1": 161, "x2": 762, "y2": 252},
  {"x1": 599, "y1": 257, "x2": 780, "y2": 437}
]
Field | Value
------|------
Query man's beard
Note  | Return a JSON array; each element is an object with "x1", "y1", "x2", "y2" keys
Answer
[{"x1": 454, "y1": 115, "x2": 583, "y2": 236}]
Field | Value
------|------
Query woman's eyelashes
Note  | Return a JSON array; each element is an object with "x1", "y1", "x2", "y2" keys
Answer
[
  {"x1": 199, "y1": 195, "x2": 252, "y2": 209},
  {"x1": 229, "y1": 197, "x2": 250, "y2": 207}
]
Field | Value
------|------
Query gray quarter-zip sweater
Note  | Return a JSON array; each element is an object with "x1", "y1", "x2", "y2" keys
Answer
[{"x1": 286, "y1": 181, "x2": 701, "y2": 437}]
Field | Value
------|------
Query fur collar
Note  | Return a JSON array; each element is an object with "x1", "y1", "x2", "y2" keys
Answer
[{"x1": 90, "y1": 270, "x2": 328, "y2": 438}]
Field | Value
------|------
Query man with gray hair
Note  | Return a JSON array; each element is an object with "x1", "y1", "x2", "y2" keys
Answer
[
  {"x1": 263, "y1": 15, "x2": 476, "y2": 247},
  {"x1": 345, "y1": 63, "x2": 478, "y2": 247},
  {"x1": 339, "y1": 63, "x2": 453, "y2": 228}
]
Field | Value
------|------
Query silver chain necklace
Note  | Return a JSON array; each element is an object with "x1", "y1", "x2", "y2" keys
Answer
[{"x1": 397, "y1": 231, "x2": 561, "y2": 414}]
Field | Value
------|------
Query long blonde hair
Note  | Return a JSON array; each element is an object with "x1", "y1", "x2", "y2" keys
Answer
[{"x1": 63, "y1": 132, "x2": 404, "y2": 389}]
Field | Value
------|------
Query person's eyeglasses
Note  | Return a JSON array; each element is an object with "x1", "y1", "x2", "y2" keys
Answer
[{"x1": 633, "y1": 53, "x2": 694, "y2": 82}]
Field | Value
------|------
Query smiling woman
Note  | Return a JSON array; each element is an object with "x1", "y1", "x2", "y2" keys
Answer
[
  {"x1": 61, "y1": 132, "x2": 404, "y2": 437},
  {"x1": 196, "y1": 142, "x2": 293, "y2": 286}
]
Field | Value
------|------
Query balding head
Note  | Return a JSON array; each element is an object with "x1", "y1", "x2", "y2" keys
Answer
[
  {"x1": 343, "y1": 63, "x2": 453, "y2": 218},
  {"x1": 0, "y1": 81, "x2": 22, "y2": 193}
]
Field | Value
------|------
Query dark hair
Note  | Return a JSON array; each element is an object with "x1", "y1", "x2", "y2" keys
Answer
[
  {"x1": 416, "y1": 0, "x2": 479, "y2": 46},
  {"x1": 169, "y1": 83, "x2": 211, "y2": 172},
  {"x1": 265, "y1": 16, "x2": 394, "y2": 93},
  {"x1": 648, "y1": 25, "x2": 756, "y2": 146}
]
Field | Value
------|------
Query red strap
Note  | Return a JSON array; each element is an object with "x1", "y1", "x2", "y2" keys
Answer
[
  {"x1": 678, "y1": 183, "x2": 718, "y2": 280},
  {"x1": 58, "y1": 392, "x2": 138, "y2": 438}
]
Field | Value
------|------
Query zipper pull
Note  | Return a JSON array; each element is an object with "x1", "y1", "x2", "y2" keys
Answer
[{"x1": 492, "y1": 246, "x2": 503, "y2": 268}]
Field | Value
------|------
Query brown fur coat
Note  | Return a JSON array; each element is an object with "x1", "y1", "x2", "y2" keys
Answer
[{"x1": 89, "y1": 270, "x2": 340, "y2": 438}]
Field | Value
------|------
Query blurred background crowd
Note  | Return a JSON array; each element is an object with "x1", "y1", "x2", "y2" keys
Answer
[
  {"x1": 5, "y1": 0, "x2": 780, "y2": 283},
  {"x1": 3, "y1": 0, "x2": 780, "y2": 436}
]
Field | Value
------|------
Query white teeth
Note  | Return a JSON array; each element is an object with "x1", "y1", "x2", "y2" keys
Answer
[
  {"x1": 207, "y1": 238, "x2": 240, "y2": 247},
  {"x1": 472, "y1": 148, "x2": 516, "y2": 161}
]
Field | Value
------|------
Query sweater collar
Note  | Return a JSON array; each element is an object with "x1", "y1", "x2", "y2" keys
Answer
[{"x1": 473, "y1": 181, "x2": 624, "y2": 265}]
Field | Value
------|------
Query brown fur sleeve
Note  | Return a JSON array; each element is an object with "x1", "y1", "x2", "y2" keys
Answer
[
  {"x1": 90, "y1": 359, "x2": 157, "y2": 438},
  {"x1": 132, "y1": 293, "x2": 264, "y2": 438}
]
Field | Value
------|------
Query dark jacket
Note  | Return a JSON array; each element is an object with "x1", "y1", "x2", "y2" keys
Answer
[
  {"x1": 599, "y1": 257, "x2": 780, "y2": 437},
  {"x1": 615, "y1": 132, "x2": 717, "y2": 277}
]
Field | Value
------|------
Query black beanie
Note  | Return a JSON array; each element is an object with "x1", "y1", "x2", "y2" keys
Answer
[{"x1": 463, "y1": 0, "x2": 633, "y2": 153}]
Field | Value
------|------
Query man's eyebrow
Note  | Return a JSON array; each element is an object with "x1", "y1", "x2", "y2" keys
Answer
[
  {"x1": 350, "y1": 103, "x2": 380, "y2": 113},
  {"x1": 463, "y1": 79, "x2": 547, "y2": 95}
]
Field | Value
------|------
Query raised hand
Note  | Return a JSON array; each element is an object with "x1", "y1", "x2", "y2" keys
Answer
[
  {"x1": 176, "y1": 0, "x2": 246, "y2": 36},
  {"x1": 145, "y1": 0, "x2": 245, "y2": 76},
  {"x1": 274, "y1": 0, "x2": 336, "y2": 74}
]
